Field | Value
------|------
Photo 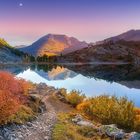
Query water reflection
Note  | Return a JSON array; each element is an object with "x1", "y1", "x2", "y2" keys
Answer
[{"x1": 0, "y1": 64, "x2": 140, "y2": 107}]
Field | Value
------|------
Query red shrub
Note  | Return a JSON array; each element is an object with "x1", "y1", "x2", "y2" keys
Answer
[
  {"x1": 0, "y1": 90, "x2": 20, "y2": 124},
  {"x1": 0, "y1": 71, "x2": 30, "y2": 124},
  {"x1": 0, "y1": 72, "x2": 22, "y2": 95}
]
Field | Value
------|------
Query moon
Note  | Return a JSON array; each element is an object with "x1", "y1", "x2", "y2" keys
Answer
[{"x1": 19, "y1": 3, "x2": 23, "y2": 7}]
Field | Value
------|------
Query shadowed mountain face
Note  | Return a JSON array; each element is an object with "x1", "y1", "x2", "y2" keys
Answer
[
  {"x1": 0, "y1": 39, "x2": 24, "y2": 63},
  {"x1": 61, "y1": 40, "x2": 140, "y2": 64},
  {"x1": 58, "y1": 30, "x2": 140, "y2": 64},
  {"x1": 19, "y1": 34, "x2": 88, "y2": 56}
]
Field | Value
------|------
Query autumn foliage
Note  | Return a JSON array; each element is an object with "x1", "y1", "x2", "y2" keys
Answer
[{"x1": 0, "y1": 71, "x2": 31, "y2": 124}]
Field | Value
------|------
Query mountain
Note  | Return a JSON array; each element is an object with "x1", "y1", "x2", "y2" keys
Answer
[
  {"x1": 15, "y1": 45, "x2": 27, "y2": 48},
  {"x1": 59, "y1": 30, "x2": 140, "y2": 64},
  {"x1": 19, "y1": 34, "x2": 88, "y2": 56},
  {"x1": 61, "y1": 40, "x2": 140, "y2": 64},
  {"x1": 0, "y1": 38, "x2": 24, "y2": 63},
  {"x1": 102, "y1": 29, "x2": 140, "y2": 43}
]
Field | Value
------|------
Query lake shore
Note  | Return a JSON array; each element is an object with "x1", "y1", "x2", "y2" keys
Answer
[
  {"x1": 0, "y1": 83, "x2": 140, "y2": 140},
  {"x1": 0, "y1": 61, "x2": 130, "y2": 66}
]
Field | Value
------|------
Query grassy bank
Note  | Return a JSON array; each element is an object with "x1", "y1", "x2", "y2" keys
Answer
[
  {"x1": 52, "y1": 113, "x2": 110, "y2": 140},
  {"x1": 55, "y1": 89, "x2": 140, "y2": 132}
]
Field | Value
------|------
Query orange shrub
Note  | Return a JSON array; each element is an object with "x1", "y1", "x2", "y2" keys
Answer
[
  {"x1": 0, "y1": 71, "x2": 22, "y2": 95},
  {"x1": 0, "y1": 90, "x2": 20, "y2": 124},
  {"x1": 0, "y1": 71, "x2": 31, "y2": 124}
]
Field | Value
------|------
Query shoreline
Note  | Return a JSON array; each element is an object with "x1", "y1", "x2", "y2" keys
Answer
[{"x1": 0, "y1": 61, "x2": 131, "y2": 66}]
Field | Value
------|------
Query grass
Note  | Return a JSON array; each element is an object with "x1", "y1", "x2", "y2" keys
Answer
[
  {"x1": 8, "y1": 105, "x2": 35, "y2": 124},
  {"x1": 52, "y1": 113, "x2": 110, "y2": 140},
  {"x1": 58, "y1": 90, "x2": 140, "y2": 132},
  {"x1": 59, "y1": 89, "x2": 85, "y2": 107}
]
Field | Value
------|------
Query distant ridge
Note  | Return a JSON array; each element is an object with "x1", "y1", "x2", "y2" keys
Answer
[
  {"x1": 19, "y1": 34, "x2": 88, "y2": 56},
  {"x1": 105, "y1": 29, "x2": 140, "y2": 42}
]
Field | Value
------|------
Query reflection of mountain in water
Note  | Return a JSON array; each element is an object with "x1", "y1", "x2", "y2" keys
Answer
[
  {"x1": 35, "y1": 66, "x2": 77, "y2": 80},
  {"x1": 62, "y1": 64, "x2": 140, "y2": 89},
  {"x1": 1, "y1": 64, "x2": 140, "y2": 89},
  {"x1": 0, "y1": 65, "x2": 29, "y2": 75}
]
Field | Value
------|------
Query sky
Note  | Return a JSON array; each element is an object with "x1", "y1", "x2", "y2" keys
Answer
[{"x1": 0, "y1": 0, "x2": 140, "y2": 46}]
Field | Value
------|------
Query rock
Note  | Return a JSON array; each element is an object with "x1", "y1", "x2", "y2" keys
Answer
[
  {"x1": 72, "y1": 114, "x2": 96, "y2": 128},
  {"x1": 44, "y1": 136, "x2": 49, "y2": 140},
  {"x1": 77, "y1": 120, "x2": 94, "y2": 127},
  {"x1": 28, "y1": 89, "x2": 38, "y2": 94},
  {"x1": 0, "y1": 136, "x2": 5, "y2": 140},
  {"x1": 26, "y1": 122, "x2": 32, "y2": 127},
  {"x1": 37, "y1": 83, "x2": 47, "y2": 89},
  {"x1": 72, "y1": 115, "x2": 83, "y2": 123},
  {"x1": 129, "y1": 132, "x2": 140, "y2": 140},
  {"x1": 100, "y1": 124, "x2": 125, "y2": 139}
]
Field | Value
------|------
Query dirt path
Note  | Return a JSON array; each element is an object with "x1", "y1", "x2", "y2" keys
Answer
[{"x1": 0, "y1": 85, "x2": 73, "y2": 140}]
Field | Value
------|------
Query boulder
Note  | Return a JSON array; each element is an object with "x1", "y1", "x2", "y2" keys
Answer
[
  {"x1": 129, "y1": 132, "x2": 140, "y2": 140},
  {"x1": 72, "y1": 115, "x2": 83, "y2": 123},
  {"x1": 100, "y1": 124, "x2": 125, "y2": 139},
  {"x1": 77, "y1": 120, "x2": 94, "y2": 127},
  {"x1": 72, "y1": 115, "x2": 96, "y2": 128}
]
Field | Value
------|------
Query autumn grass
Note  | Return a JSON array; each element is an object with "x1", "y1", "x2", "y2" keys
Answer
[
  {"x1": 58, "y1": 89, "x2": 140, "y2": 132},
  {"x1": 52, "y1": 113, "x2": 110, "y2": 140},
  {"x1": 8, "y1": 105, "x2": 34, "y2": 124}
]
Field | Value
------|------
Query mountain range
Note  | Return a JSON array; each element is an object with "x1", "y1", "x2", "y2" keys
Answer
[
  {"x1": 105, "y1": 29, "x2": 140, "y2": 42},
  {"x1": 2, "y1": 29, "x2": 140, "y2": 64},
  {"x1": 19, "y1": 34, "x2": 88, "y2": 56},
  {"x1": 60, "y1": 30, "x2": 140, "y2": 64}
]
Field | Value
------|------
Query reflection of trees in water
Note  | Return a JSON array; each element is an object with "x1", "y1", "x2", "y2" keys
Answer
[
  {"x1": 62, "y1": 64, "x2": 140, "y2": 82},
  {"x1": 29, "y1": 64, "x2": 62, "y2": 73},
  {"x1": 2, "y1": 64, "x2": 140, "y2": 84}
]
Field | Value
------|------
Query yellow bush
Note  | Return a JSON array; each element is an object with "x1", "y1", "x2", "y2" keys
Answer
[
  {"x1": 77, "y1": 95, "x2": 135, "y2": 130},
  {"x1": 66, "y1": 90, "x2": 85, "y2": 107},
  {"x1": 134, "y1": 108, "x2": 140, "y2": 132}
]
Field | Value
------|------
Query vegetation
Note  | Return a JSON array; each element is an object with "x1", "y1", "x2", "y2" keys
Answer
[
  {"x1": 52, "y1": 113, "x2": 109, "y2": 140},
  {"x1": 66, "y1": 90, "x2": 85, "y2": 107},
  {"x1": 36, "y1": 55, "x2": 58, "y2": 63},
  {"x1": 8, "y1": 105, "x2": 34, "y2": 124},
  {"x1": 0, "y1": 72, "x2": 40, "y2": 125},
  {"x1": 77, "y1": 96, "x2": 135, "y2": 130},
  {"x1": 59, "y1": 89, "x2": 85, "y2": 107},
  {"x1": 59, "y1": 89, "x2": 140, "y2": 132}
]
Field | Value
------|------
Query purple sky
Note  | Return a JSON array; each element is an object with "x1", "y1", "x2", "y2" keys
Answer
[{"x1": 0, "y1": 0, "x2": 140, "y2": 46}]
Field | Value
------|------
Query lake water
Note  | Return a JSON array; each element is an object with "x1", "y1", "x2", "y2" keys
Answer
[{"x1": 1, "y1": 64, "x2": 140, "y2": 107}]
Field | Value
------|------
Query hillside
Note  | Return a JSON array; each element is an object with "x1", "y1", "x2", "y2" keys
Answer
[
  {"x1": 19, "y1": 34, "x2": 88, "y2": 56},
  {"x1": 97, "y1": 30, "x2": 140, "y2": 44},
  {"x1": 0, "y1": 38, "x2": 25, "y2": 63},
  {"x1": 60, "y1": 40, "x2": 140, "y2": 64}
]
